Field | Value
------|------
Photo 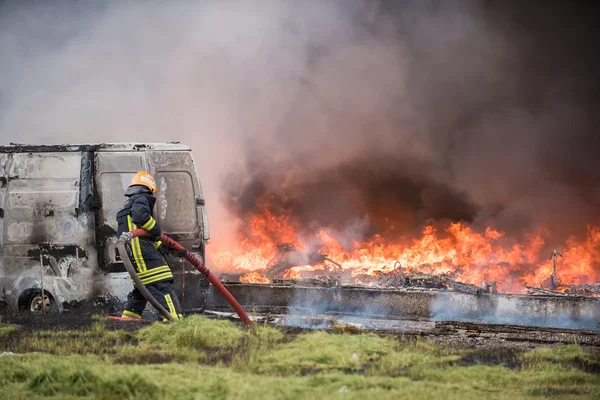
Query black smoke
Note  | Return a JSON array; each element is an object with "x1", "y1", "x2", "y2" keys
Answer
[
  {"x1": 225, "y1": 152, "x2": 477, "y2": 244},
  {"x1": 223, "y1": 0, "x2": 600, "y2": 247}
]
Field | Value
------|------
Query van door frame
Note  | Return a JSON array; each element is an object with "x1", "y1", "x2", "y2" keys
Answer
[
  {"x1": 93, "y1": 151, "x2": 146, "y2": 272},
  {"x1": 0, "y1": 153, "x2": 12, "y2": 282},
  {"x1": 0, "y1": 153, "x2": 11, "y2": 238}
]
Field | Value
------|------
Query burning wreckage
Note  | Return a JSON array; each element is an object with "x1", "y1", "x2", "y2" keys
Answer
[
  {"x1": 220, "y1": 240, "x2": 600, "y2": 297},
  {"x1": 209, "y1": 240, "x2": 600, "y2": 335},
  {"x1": 1, "y1": 143, "x2": 599, "y2": 343}
]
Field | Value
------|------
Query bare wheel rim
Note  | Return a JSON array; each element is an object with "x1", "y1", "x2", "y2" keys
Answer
[{"x1": 29, "y1": 293, "x2": 51, "y2": 313}]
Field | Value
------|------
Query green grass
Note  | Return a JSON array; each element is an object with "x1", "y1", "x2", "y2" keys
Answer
[
  {"x1": 244, "y1": 330, "x2": 398, "y2": 375},
  {"x1": 0, "y1": 325, "x2": 18, "y2": 338},
  {"x1": 0, "y1": 315, "x2": 599, "y2": 399}
]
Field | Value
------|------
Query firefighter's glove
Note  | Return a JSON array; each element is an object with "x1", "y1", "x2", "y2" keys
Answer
[
  {"x1": 119, "y1": 232, "x2": 134, "y2": 243},
  {"x1": 175, "y1": 249, "x2": 187, "y2": 258}
]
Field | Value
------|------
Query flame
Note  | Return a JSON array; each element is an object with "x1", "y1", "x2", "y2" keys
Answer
[
  {"x1": 239, "y1": 270, "x2": 270, "y2": 284},
  {"x1": 213, "y1": 199, "x2": 600, "y2": 292},
  {"x1": 283, "y1": 268, "x2": 302, "y2": 280}
]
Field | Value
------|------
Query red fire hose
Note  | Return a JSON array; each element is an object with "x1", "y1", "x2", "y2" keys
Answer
[{"x1": 129, "y1": 228, "x2": 252, "y2": 325}]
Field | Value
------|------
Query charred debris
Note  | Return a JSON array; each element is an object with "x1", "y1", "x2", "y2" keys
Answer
[
  {"x1": 221, "y1": 243, "x2": 600, "y2": 299},
  {"x1": 525, "y1": 251, "x2": 600, "y2": 299}
]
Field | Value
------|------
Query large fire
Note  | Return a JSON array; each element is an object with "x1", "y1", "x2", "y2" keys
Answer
[{"x1": 212, "y1": 199, "x2": 600, "y2": 293}]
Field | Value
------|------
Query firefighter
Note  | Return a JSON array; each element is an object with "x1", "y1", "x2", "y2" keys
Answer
[{"x1": 117, "y1": 171, "x2": 183, "y2": 320}]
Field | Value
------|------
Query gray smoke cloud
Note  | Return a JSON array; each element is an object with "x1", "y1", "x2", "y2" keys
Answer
[{"x1": 1, "y1": 0, "x2": 599, "y2": 268}]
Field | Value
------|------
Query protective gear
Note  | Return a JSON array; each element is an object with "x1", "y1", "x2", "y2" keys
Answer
[
  {"x1": 119, "y1": 231, "x2": 133, "y2": 242},
  {"x1": 156, "y1": 241, "x2": 169, "y2": 258},
  {"x1": 117, "y1": 191, "x2": 162, "y2": 239},
  {"x1": 157, "y1": 242, "x2": 187, "y2": 258},
  {"x1": 117, "y1": 194, "x2": 172, "y2": 284},
  {"x1": 117, "y1": 182, "x2": 180, "y2": 319},
  {"x1": 124, "y1": 185, "x2": 151, "y2": 197},
  {"x1": 120, "y1": 281, "x2": 182, "y2": 320},
  {"x1": 129, "y1": 171, "x2": 157, "y2": 194}
]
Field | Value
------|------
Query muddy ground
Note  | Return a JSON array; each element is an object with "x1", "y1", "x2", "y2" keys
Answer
[{"x1": 0, "y1": 301, "x2": 163, "y2": 336}]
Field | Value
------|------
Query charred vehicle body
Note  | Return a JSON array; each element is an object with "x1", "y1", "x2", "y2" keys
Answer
[{"x1": 0, "y1": 143, "x2": 210, "y2": 314}]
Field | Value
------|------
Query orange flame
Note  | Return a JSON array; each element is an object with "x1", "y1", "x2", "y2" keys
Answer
[
  {"x1": 213, "y1": 203, "x2": 600, "y2": 293},
  {"x1": 239, "y1": 270, "x2": 270, "y2": 284},
  {"x1": 282, "y1": 268, "x2": 302, "y2": 280}
]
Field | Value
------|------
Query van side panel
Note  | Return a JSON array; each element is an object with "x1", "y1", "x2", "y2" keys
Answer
[
  {"x1": 0, "y1": 152, "x2": 97, "y2": 309},
  {"x1": 5, "y1": 153, "x2": 81, "y2": 244}
]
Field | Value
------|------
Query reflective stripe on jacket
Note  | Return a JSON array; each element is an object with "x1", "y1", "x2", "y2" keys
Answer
[{"x1": 116, "y1": 190, "x2": 173, "y2": 284}]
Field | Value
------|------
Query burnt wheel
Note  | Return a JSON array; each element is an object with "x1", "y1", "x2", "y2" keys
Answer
[{"x1": 27, "y1": 292, "x2": 52, "y2": 313}]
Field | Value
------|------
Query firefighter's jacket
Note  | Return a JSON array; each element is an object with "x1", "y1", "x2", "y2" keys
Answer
[{"x1": 116, "y1": 187, "x2": 174, "y2": 285}]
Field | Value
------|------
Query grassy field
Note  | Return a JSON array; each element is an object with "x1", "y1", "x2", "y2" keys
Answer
[{"x1": 1, "y1": 315, "x2": 599, "y2": 399}]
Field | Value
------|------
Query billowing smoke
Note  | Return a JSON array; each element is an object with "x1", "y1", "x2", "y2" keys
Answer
[
  {"x1": 221, "y1": 0, "x2": 600, "y2": 250},
  {"x1": 1, "y1": 0, "x2": 599, "y2": 269}
]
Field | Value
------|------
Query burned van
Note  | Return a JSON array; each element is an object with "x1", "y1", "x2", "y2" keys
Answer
[{"x1": 0, "y1": 143, "x2": 210, "y2": 314}]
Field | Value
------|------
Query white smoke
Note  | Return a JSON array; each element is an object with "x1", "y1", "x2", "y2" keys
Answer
[{"x1": 430, "y1": 292, "x2": 600, "y2": 331}]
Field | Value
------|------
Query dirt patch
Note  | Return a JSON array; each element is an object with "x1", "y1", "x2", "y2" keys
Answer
[
  {"x1": 529, "y1": 387, "x2": 592, "y2": 397},
  {"x1": 0, "y1": 299, "x2": 155, "y2": 334},
  {"x1": 458, "y1": 347, "x2": 600, "y2": 372},
  {"x1": 1, "y1": 302, "x2": 104, "y2": 331},
  {"x1": 566, "y1": 356, "x2": 600, "y2": 374},
  {"x1": 104, "y1": 318, "x2": 153, "y2": 333},
  {"x1": 114, "y1": 350, "x2": 176, "y2": 365},
  {"x1": 458, "y1": 347, "x2": 523, "y2": 369}
]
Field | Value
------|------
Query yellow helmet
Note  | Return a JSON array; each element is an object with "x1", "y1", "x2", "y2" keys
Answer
[{"x1": 129, "y1": 171, "x2": 157, "y2": 194}]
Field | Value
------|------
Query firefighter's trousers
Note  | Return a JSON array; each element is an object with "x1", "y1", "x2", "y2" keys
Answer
[{"x1": 122, "y1": 281, "x2": 183, "y2": 320}]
